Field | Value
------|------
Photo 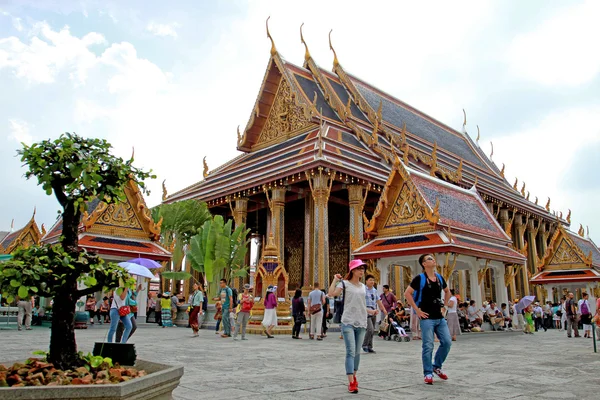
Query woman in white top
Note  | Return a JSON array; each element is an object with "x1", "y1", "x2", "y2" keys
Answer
[
  {"x1": 107, "y1": 286, "x2": 132, "y2": 343},
  {"x1": 328, "y1": 259, "x2": 367, "y2": 395},
  {"x1": 446, "y1": 289, "x2": 460, "y2": 341}
]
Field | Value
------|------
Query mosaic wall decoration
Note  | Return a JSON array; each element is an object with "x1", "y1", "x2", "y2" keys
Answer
[
  {"x1": 328, "y1": 202, "x2": 349, "y2": 281},
  {"x1": 285, "y1": 199, "x2": 304, "y2": 289}
]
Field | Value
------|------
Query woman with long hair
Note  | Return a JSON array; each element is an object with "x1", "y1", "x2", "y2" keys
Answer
[
  {"x1": 189, "y1": 282, "x2": 204, "y2": 337},
  {"x1": 262, "y1": 285, "x2": 278, "y2": 338},
  {"x1": 328, "y1": 259, "x2": 368, "y2": 394},
  {"x1": 291, "y1": 288, "x2": 306, "y2": 339},
  {"x1": 107, "y1": 286, "x2": 132, "y2": 343}
]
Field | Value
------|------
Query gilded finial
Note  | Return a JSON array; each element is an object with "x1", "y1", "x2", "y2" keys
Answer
[
  {"x1": 266, "y1": 16, "x2": 277, "y2": 56},
  {"x1": 526, "y1": 191, "x2": 530, "y2": 201},
  {"x1": 545, "y1": 197, "x2": 551, "y2": 212},
  {"x1": 400, "y1": 121, "x2": 407, "y2": 146},
  {"x1": 535, "y1": 196, "x2": 538, "y2": 205},
  {"x1": 162, "y1": 180, "x2": 168, "y2": 201},
  {"x1": 500, "y1": 163, "x2": 505, "y2": 177},
  {"x1": 328, "y1": 29, "x2": 339, "y2": 69},
  {"x1": 203, "y1": 156, "x2": 209, "y2": 179},
  {"x1": 32, "y1": 206, "x2": 36, "y2": 218},
  {"x1": 559, "y1": 211, "x2": 563, "y2": 219},
  {"x1": 312, "y1": 91, "x2": 318, "y2": 108},
  {"x1": 513, "y1": 177, "x2": 518, "y2": 190},
  {"x1": 456, "y1": 159, "x2": 463, "y2": 182},
  {"x1": 41, "y1": 223, "x2": 46, "y2": 236},
  {"x1": 587, "y1": 225, "x2": 589, "y2": 237},
  {"x1": 578, "y1": 224, "x2": 585, "y2": 237},
  {"x1": 521, "y1": 181, "x2": 526, "y2": 196},
  {"x1": 566, "y1": 209, "x2": 571, "y2": 224},
  {"x1": 489, "y1": 141, "x2": 494, "y2": 159},
  {"x1": 476, "y1": 125, "x2": 480, "y2": 143},
  {"x1": 300, "y1": 23, "x2": 311, "y2": 62},
  {"x1": 462, "y1": 109, "x2": 467, "y2": 133},
  {"x1": 237, "y1": 125, "x2": 242, "y2": 145},
  {"x1": 377, "y1": 100, "x2": 383, "y2": 121}
]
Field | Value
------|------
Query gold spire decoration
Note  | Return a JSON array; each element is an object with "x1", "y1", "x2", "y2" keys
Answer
[
  {"x1": 526, "y1": 191, "x2": 530, "y2": 201},
  {"x1": 473, "y1": 175, "x2": 478, "y2": 187},
  {"x1": 513, "y1": 177, "x2": 518, "y2": 190},
  {"x1": 489, "y1": 141, "x2": 494, "y2": 159},
  {"x1": 266, "y1": 16, "x2": 277, "y2": 56},
  {"x1": 162, "y1": 180, "x2": 168, "y2": 201},
  {"x1": 32, "y1": 206, "x2": 36, "y2": 218},
  {"x1": 566, "y1": 209, "x2": 571, "y2": 224},
  {"x1": 535, "y1": 196, "x2": 538, "y2": 205},
  {"x1": 328, "y1": 29, "x2": 339, "y2": 69},
  {"x1": 578, "y1": 224, "x2": 585, "y2": 237},
  {"x1": 456, "y1": 159, "x2": 463, "y2": 182},
  {"x1": 300, "y1": 23, "x2": 311, "y2": 62},
  {"x1": 559, "y1": 211, "x2": 563, "y2": 219},
  {"x1": 41, "y1": 223, "x2": 46, "y2": 236},
  {"x1": 237, "y1": 125, "x2": 242, "y2": 144},
  {"x1": 520, "y1": 181, "x2": 526, "y2": 196},
  {"x1": 203, "y1": 156, "x2": 209, "y2": 179},
  {"x1": 500, "y1": 163, "x2": 505, "y2": 177},
  {"x1": 545, "y1": 197, "x2": 551, "y2": 212},
  {"x1": 476, "y1": 125, "x2": 480, "y2": 143}
]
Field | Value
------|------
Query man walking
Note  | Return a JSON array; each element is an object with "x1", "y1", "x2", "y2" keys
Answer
[
  {"x1": 17, "y1": 297, "x2": 33, "y2": 331},
  {"x1": 533, "y1": 302, "x2": 545, "y2": 332},
  {"x1": 308, "y1": 282, "x2": 325, "y2": 340},
  {"x1": 170, "y1": 293, "x2": 180, "y2": 324},
  {"x1": 380, "y1": 285, "x2": 397, "y2": 314},
  {"x1": 565, "y1": 292, "x2": 580, "y2": 338},
  {"x1": 362, "y1": 274, "x2": 386, "y2": 353},
  {"x1": 405, "y1": 254, "x2": 452, "y2": 385},
  {"x1": 218, "y1": 279, "x2": 233, "y2": 338}
]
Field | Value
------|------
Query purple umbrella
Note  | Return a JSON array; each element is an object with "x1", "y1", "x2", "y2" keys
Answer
[{"x1": 126, "y1": 258, "x2": 163, "y2": 269}]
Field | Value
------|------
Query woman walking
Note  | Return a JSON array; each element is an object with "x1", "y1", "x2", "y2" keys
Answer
[
  {"x1": 107, "y1": 286, "x2": 132, "y2": 343},
  {"x1": 189, "y1": 282, "x2": 204, "y2": 337},
  {"x1": 160, "y1": 292, "x2": 174, "y2": 328},
  {"x1": 234, "y1": 284, "x2": 254, "y2": 340},
  {"x1": 85, "y1": 296, "x2": 97, "y2": 325},
  {"x1": 446, "y1": 289, "x2": 460, "y2": 341},
  {"x1": 328, "y1": 259, "x2": 368, "y2": 394},
  {"x1": 291, "y1": 289, "x2": 306, "y2": 339},
  {"x1": 262, "y1": 285, "x2": 278, "y2": 338}
]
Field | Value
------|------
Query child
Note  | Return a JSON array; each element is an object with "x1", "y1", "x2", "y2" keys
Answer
[
  {"x1": 214, "y1": 300, "x2": 222, "y2": 334},
  {"x1": 523, "y1": 305, "x2": 535, "y2": 334}
]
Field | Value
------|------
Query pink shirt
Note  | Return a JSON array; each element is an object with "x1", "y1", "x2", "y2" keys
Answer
[{"x1": 264, "y1": 293, "x2": 277, "y2": 309}]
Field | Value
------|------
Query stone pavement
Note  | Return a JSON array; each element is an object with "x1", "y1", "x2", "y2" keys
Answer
[{"x1": 1, "y1": 322, "x2": 599, "y2": 399}]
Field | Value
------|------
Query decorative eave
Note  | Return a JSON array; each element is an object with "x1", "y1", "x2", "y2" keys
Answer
[
  {"x1": 1, "y1": 211, "x2": 43, "y2": 254},
  {"x1": 538, "y1": 224, "x2": 594, "y2": 272}
]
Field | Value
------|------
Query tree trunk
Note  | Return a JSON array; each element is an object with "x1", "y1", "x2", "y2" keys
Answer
[
  {"x1": 48, "y1": 283, "x2": 81, "y2": 370},
  {"x1": 62, "y1": 202, "x2": 80, "y2": 253}
]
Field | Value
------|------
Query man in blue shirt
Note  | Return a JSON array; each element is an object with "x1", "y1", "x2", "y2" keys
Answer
[
  {"x1": 362, "y1": 274, "x2": 387, "y2": 353},
  {"x1": 218, "y1": 279, "x2": 233, "y2": 338}
]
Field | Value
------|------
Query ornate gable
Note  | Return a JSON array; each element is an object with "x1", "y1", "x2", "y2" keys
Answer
[
  {"x1": 1, "y1": 213, "x2": 42, "y2": 254},
  {"x1": 364, "y1": 158, "x2": 439, "y2": 237},
  {"x1": 549, "y1": 238, "x2": 585, "y2": 266},
  {"x1": 83, "y1": 181, "x2": 162, "y2": 241},
  {"x1": 539, "y1": 225, "x2": 592, "y2": 271}
]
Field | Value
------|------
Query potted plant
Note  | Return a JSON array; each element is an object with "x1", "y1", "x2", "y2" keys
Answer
[{"x1": 0, "y1": 133, "x2": 183, "y2": 398}]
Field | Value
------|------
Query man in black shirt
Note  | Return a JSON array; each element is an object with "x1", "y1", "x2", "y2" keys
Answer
[{"x1": 405, "y1": 254, "x2": 452, "y2": 385}]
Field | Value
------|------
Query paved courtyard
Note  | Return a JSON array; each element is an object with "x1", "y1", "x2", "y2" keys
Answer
[{"x1": 1, "y1": 322, "x2": 599, "y2": 399}]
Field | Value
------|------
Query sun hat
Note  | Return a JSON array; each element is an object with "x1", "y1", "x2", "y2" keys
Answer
[
  {"x1": 349, "y1": 259, "x2": 367, "y2": 271},
  {"x1": 266, "y1": 285, "x2": 275, "y2": 293},
  {"x1": 244, "y1": 284, "x2": 252, "y2": 290}
]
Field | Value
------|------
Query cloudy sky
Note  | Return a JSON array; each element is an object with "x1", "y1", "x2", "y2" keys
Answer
[{"x1": 1, "y1": 0, "x2": 599, "y2": 240}]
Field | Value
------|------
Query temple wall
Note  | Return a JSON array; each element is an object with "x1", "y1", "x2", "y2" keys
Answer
[
  {"x1": 328, "y1": 202, "x2": 349, "y2": 282},
  {"x1": 284, "y1": 199, "x2": 305, "y2": 289}
]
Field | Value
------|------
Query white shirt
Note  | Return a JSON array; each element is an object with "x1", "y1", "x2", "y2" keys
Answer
[
  {"x1": 337, "y1": 280, "x2": 367, "y2": 328},
  {"x1": 447, "y1": 296, "x2": 458, "y2": 313},
  {"x1": 467, "y1": 305, "x2": 478, "y2": 321},
  {"x1": 111, "y1": 291, "x2": 127, "y2": 309}
]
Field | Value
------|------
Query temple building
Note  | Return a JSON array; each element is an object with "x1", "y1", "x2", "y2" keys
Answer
[
  {"x1": 1, "y1": 210, "x2": 44, "y2": 255},
  {"x1": 164, "y1": 23, "x2": 597, "y2": 306},
  {"x1": 43, "y1": 181, "x2": 171, "y2": 318}
]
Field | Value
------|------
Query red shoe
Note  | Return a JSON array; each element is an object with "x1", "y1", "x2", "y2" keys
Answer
[
  {"x1": 348, "y1": 380, "x2": 358, "y2": 393},
  {"x1": 433, "y1": 368, "x2": 448, "y2": 380},
  {"x1": 424, "y1": 375, "x2": 434, "y2": 385}
]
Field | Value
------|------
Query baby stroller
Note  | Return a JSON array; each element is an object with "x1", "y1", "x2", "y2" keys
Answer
[{"x1": 379, "y1": 310, "x2": 411, "y2": 342}]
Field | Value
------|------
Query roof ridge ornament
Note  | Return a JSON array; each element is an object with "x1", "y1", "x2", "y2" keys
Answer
[
  {"x1": 476, "y1": 125, "x2": 480, "y2": 144},
  {"x1": 566, "y1": 209, "x2": 571, "y2": 224},
  {"x1": 328, "y1": 29, "x2": 339, "y2": 69},
  {"x1": 300, "y1": 23, "x2": 311, "y2": 64},
  {"x1": 266, "y1": 16, "x2": 277, "y2": 56},
  {"x1": 429, "y1": 141, "x2": 439, "y2": 177},
  {"x1": 513, "y1": 177, "x2": 518, "y2": 190},
  {"x1": 203, "y1": 156, "x2": 209, "y2": 179},
  {"x1": 489, "y1": 141, "x2": 494, "y2": 160},
  {"x1": 545, "y1": 197, "x2": 551, "y2": 212},
  {"x1": 578, "y1": 224, "x2": 585, "y2": 237},
  {"x1": 500, "y1": 163, "x2": 505, "y2": 178},
  {"x1": 520, "y1": 181, "x2": 526, "y2": 196},
  {"x1": 462, "y1": 109, "x2": 467, "y2": 134},
  {"x1": 162, "y1": 180, "x2": 168, "y2": 201}
]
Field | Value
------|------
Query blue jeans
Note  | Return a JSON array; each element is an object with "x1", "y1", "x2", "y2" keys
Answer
[
  {"x1": 341, "y1": 324, "x2": 366, "y2": 375},
  {"x1": 222, "y1": 308, "x2": 231, "y2": 335},
  {"x1": 420, "y1": 318, "x2": 452, "y2": 376},
  {"x1": 107, "y1": 308, "x2": 132, "y2": 343}
]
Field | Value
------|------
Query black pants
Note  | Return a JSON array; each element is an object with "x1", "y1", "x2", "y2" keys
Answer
[
  {"x1": 146, "y1": 308, "x2": 155, "y2": 323},
  {"x1": 292, "y1": 316, "x2": 303, "y2": 337},
  {"x1": 116, "y1": 316, "x2": 137, "y2": 342},
  {"x1": 156, "y1": 309, "x2": 162, "y2": 326},
  {"x1": 534, "y1": 317, "x2": 545, "y2": 331}
]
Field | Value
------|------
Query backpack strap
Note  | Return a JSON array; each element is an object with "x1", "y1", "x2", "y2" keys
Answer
[{"x1": 415, "y1": 273, "x2": 426, "y2": 307}]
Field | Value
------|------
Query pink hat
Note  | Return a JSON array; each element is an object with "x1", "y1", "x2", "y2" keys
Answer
[{"x1": 349, "y1": 259, "x2": 367, "y2": 271}]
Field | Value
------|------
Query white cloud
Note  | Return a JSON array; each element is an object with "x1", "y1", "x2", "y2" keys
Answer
[
  {"x1": 0, "y1": 22, "x2": 106, "y2": 84},
  {"x1": 1, "y1": 9, "x2": 23, "y2": 32},
  {"x1": 8, "y1": 119, "x2": 33, "y2": 144},
  {"x1": 505, "y1": 0, "x2": 600, "y2": 86},
  {"x1": 146, "y1": 22, "x2": 180, "y2": 38}
]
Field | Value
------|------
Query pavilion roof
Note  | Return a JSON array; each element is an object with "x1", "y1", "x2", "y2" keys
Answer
[
  {"x1": 0, "y1": 213, "x2": 43, "y2": 254},
  {"x1": 537, "y1": 224, "x2": 600, "y2": 272},
  {"x1": 530, "y1": 269, "x2": 600, "y2": 284}
]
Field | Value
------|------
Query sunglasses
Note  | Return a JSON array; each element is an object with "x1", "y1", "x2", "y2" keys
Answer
[{"x1": 425, "y1": 257, "x2": 435, "y2": 262}]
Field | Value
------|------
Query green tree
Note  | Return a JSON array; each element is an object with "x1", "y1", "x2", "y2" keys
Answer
[
  {"x1": 0, "y1": 133, "x2": 153, "y2": 370},
  {"x1": 163, "y1": 215, "x2": 250, "y2": 298}
]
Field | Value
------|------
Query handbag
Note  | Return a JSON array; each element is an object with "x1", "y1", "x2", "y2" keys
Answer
[
  {"x1": 333, "y1": 280, "x2": 346, "y2": 324},
  {"x1": 310, "y1": 304, "x2": 322, "y2": 315},
  {"x1": 297, "y1": 314, "x2": 306, "y2": 324},
  {"x1": 118, "y1": 306, "x2": 131, "y2": 317}
]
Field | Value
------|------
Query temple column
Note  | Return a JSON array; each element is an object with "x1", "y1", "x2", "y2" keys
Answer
[
  {"x1": 231, "y1": 197, "x2": 248, "y2": 290},
  {"x1": 514, "y1": 214, "x2": 530, "y2": 296},
  {"x1": 459, "y1": 269, "x2": 467, "y2": 301},
  {"x1": 526, "y1": 219, "x2": 539, "y2": 275},
  {"x1": 469, "y1": 261, "x2": 482, "y2": 307},
  {"x1": 543, "y1": 284, "x2": 552, "y2": 303},
  {"x1": 348, "y1": 184, "x2": 366, "y2": 252},
  {"x1": 499, "y1": 209, "x2": 518, "y2": 299},
  {"x1": 494, "y1": 264, "x2": 509, "y2": 307},
  {"x1": 377, "y1": 260, "x2": 389, "y2": 288},
  {"x1": 268, "y1": 188, "x2": 286, "y2": 261},
  {"x1": 307, "y1": 169, "x2": 333, "y2": 287},
  {"x1": 303, "y1": 196, "x2": 314, "y2": 290}
]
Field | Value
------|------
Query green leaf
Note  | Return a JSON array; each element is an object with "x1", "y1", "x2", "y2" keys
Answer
[
  {"x1": 90, "y1": 356, "x2": 103, "y2": 368},
  {"x1": 10, "y1": 279, "x2": 21, "y2": 287},
  {"x1": 162, "y1": 271, "x2": 193, "y2": 281},
  {"x1": 32, "y1": 350, "x2": 47, "y2": 356},
  {"x1": 18, "y1": 285, "x2": 29, "y2": 298}
]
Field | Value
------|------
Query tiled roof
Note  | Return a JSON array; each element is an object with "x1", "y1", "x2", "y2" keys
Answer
[
  {"x1": 79, "y1": 235, "x2": 171, "y2": 261},
  {"x1": 568, "y1": 233, "x2": 600, "y2": 267},
  {"x1": 0, "y1": 229, "x2": 23, "y2": 249},
  {"x1": 530, "y1": 269, "x2": 600, "y2": 284},
  {"x1": 354, "y1": 232, "x2": 446, "y2": 256},
  {"x1": 451, "y1": 235, "x2": 525, "y2": 262},
  {"x1": 0, "y1": 231, "x2": 9, "y2": 245},
  {"x1": 409, "y1": 171, "x2": 509, "y2": 241}
]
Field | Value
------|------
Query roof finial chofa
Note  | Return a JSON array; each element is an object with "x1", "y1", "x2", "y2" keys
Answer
[
  {"x1": 462, "y1": 109, "x2": 467, "y2": 134},
  {"x1": 328, "y1": 29, "x2": 339, "y2": 69},
  {"x1": 476, "y1": 125, "x2": 480, "y2": 144},
  {"x1": 266, "y1": 16, "x2": 277, "y2": 56},
  {"x1": 566, "y1": 209, "x2": 571, "y2": 224},
  {"x1": 489, "y1": 141, "x2": 494, "y2": 160},
  {"x1": 300, "y1": 23, "x2": 311, "y2": 63}
]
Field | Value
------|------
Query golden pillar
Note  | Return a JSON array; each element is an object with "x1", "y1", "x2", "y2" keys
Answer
[
  {"x1": 303, "y1": 196, "x2": 314, "y2": 291},
  {"x1": 347, "y1": 184, "x2": 367, "y2": 252},
  {"x1": 514, "y1": 214, "x2": 530, "y2": 296},
  {"x1": 499, "y1": 209, "x2": 517, "y2": 298},
  {"x1": 459, "y1": 270, "x2": 467, "y2": 301},
  {"x1": 307, "y1": 169, "x2": 333, "y2": 287},
  {"x1": 538, "y1": 222, "x2": 548, "y2": 257},
  {"x1": 230, "y1": 197, "x2": 249, "y2": 290},
  {"x1": 266, "y1": 188, "x2": 286, "y2": 261}
]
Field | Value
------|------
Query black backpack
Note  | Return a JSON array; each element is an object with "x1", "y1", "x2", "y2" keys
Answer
[
  {"x1": 202, "y1": 292, "x2": 208, "y2": 312},
  {"x1": 231, "y1": 288, "x2": 239, "y2": 307}
]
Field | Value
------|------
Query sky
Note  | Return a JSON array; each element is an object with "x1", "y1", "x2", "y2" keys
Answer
[{"x1": 1, "y1": 0, "x2": 599, "y2": 241}]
